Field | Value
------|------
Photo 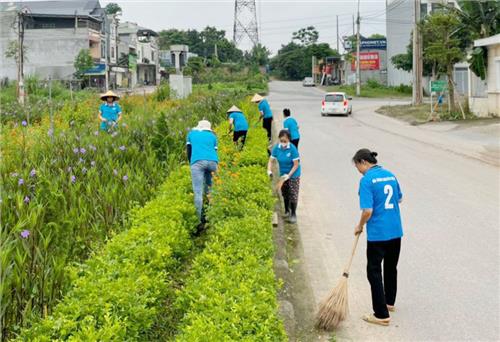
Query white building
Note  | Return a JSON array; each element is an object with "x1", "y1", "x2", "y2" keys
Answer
[{"x1": 386, "y1": 0, "x2": 459, "y2": 88}]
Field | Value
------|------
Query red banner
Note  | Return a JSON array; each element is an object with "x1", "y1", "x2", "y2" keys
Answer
[{"x1": 351, "y1": 52, "x2": 380, "y2": 71}]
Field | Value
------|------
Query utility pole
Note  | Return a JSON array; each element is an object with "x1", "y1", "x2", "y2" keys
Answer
[
  {"x1": 17, "y1": 9, "x2": 26, "y2": 105},
  {"x1": 352, "y1": 15, "x2": 355, "y2": 36},
  {"x1": 412, "y1": 0, "x2": 423, "y2": 105},
  {"x1": 356, "y1": 0, "x2": 361, "y2": 96},
  {"x1": 336, "y1": 15, "x2": 339, "y2": 52},
  {"x1": 104, "y1": 15, "x2": 109, "y2": 91}
]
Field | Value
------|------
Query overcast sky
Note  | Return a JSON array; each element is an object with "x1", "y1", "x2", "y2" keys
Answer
[{"x1": 3, "y1": 0, "x2": 391, "y2": 53}]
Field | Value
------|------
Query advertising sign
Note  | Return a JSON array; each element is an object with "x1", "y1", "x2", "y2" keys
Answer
[
  {"x1": 351, "y1": 52, "x2": 380, "y2": 71},
  {"x1": 431, "y1": 80, "x2": 447, "y2": 92},
  {"x1": 344, "y1": 38, "x2": 387, "y2": 50}
]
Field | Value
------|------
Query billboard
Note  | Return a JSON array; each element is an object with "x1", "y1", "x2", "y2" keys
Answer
[
  {"x1": 344, "y1": 38, "x2": 386, "y2": 50},
  {"x1": 351, "y1": 52, "x2": 380, "y2": 71}
]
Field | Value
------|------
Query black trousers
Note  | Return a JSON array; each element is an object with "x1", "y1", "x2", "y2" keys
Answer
[
  {"x1": 367, "y1": 238, "x2": 401, "y2": 319},
  {"x1": 233, "y1": 130, "x2": 247, "y2": 145},
  {"x1": 291, "y1": 139, "x2": 300, "y2": 149},
  {"x1": 263, "y1": 117, "x2": 273, "y2": 141}
]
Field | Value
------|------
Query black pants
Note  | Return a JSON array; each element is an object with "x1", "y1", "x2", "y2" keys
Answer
[
  {"x1": 291, "y1": 139, "x2": 299, "y2": 149},
  {"x1": 263, "y1": 117, "x2": 273, "y2": 141},
  {"x1": 367, "y1": 238, "x2": 401, "y2": 319},
  {"x1": 233, "y1": 130, "x2": 247, "y2": 145}
]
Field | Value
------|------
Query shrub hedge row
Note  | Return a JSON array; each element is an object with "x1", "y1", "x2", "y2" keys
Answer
[{"x1": 173, "y1": 105, "x2": 287, "y2": 341}]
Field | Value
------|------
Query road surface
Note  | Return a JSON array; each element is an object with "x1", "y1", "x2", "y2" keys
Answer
[{"x1": 267, "y1": 81, "x2": 500, "y2": 341}]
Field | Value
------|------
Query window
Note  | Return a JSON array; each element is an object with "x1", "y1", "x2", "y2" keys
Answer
[
  {"x1": 325, "y1": 94, "x2": 344, "y2": 102},
  {"x1": 495, "y1": 58, "x2": 500, "y2": 91},
  {"x1": 111, "y1": 47, "x2": 115, "y2": 59},
  {"x1": 420, "y1": 3, "x2": 428, "y2": 18}
]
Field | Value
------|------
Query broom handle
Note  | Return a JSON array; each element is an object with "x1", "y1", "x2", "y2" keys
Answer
[{"x1": 343, "y1": 234, "x2": 361, "y2": 275}]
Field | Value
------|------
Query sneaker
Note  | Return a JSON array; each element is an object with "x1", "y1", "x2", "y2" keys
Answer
[{"x1": 287, "y1": 215, "x2": 297, "y2": 224}]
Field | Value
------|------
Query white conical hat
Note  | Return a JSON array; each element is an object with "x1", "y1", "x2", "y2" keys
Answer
[
  {"x1": 251, "y1": 93, "x2": 264, "y2": 103},
  {"x1": 100, "y1": 90, "x2": 120, "y2": 101},
  {"x1": 227, "y1": 105, "x2": 242, "y2": 113},
  {"x1": 194, "y1": 119, "x2": 212, "y2": 131}
]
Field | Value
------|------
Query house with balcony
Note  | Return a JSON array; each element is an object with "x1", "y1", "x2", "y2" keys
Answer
[
  {"x1": 118, "y1": 21, "x2": 160, "y2": 88},
  {"x1": 0, "y1": 0, "x2": 106, "y2": 82}
]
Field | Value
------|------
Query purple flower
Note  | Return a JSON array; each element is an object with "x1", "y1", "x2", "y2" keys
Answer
[
  {"x1": 94, "y1": 131, "x2": 99, "y2": 136},
  {"x1": 119, "y1": 145, "x2": 126, "y2": 151},
  {"x1": 89, "y1": 145, "x2": 97, "y2": 151},
  {"x1": 30, "y1": 169, "x2": 36, "y2": 177},
  {"x1": 20, "y1": 229, "x2": 30, "y2": 239},
  {"x1": 90, "y1": 161, "x2": 96, "y2": 167},
  {"x1": 80, "y1": 147, "x2": 86, "y2": 154},
  {"x1": 70, "y1": 175, "x2": 76, "y2": 183},
  {"x1": 73, "y1": 147, "x2": 79, "y2": 154},
  {"x1": 18, "y1": 178, "x2": 24, "y2": 186},
  {"x1": 82, "y1": 167, "x2": 88, "y2": 174},
  {"x1": 21, "y1": 120, "x2": 27, "y2": 127},
  {"x1": 122, "y1": 175, "x2": 128, "y2": 182},
  {"x1": 24, "y1": 196, "x2": 30, "y2": 204},
  {"x1": 113, "y1": 169, "x2": 118, "y2": 176},
  {"x1": 10, "y1": 172, "x2": 18, "y2": 178},
  {"x1": 78, "y1": 158, "x2": 84, "y2": 164}
]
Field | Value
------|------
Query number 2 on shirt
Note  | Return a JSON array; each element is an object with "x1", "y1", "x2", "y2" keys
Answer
[{"x1": 384, "y1": 184, "x2": 394, "y2": 209}]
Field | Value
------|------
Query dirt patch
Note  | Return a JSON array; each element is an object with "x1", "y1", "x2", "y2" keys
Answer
[{"x1": 376, "y1": 104, "x2": 431, "y2": 125}]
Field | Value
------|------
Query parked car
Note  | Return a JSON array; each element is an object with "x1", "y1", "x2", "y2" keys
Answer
[
  {"x1": 303, "y1": 77, "x2": 315, "y2": 87},
  {"x1": 321, "y1": 92, "x2": 352, "y2": 116}
]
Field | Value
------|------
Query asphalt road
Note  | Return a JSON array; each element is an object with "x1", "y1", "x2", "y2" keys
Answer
[{"x1": 267, "y1": 81, "x2": 500, "y2": 341}]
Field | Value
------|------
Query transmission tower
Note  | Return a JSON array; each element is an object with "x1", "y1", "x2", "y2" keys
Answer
[{"x1": 233, "y1": 0, "x2": 259, "y2": 47}]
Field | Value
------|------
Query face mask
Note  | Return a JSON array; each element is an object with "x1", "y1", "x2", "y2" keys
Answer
[{"x1": 280, "y1": 142, "x2": 290, "y2": 148}]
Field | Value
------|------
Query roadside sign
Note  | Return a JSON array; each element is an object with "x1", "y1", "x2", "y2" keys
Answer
[{"x1": 431, "y1": 80, "x2": 447, "y2": 92}]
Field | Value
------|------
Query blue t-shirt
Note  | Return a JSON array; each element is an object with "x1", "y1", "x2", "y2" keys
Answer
[
  {"x1": 271, "y1": 143, "x2": 301, "y2": 178},
  {"x1": 283, "y1": 117, "x2": 300, "y2": 140},
  {"x1": 229, "y1": 111, "x2": 249, "y2": 132},
  {"x1": 99, "y1": 103, "x2": 122, "y2": 130},
  {"x1": 359, "y1": 165, "x2": 403, "y2": 242},
  {"x1": 258, "y1": 99, "x2": 273, "y2": 119},
  {"x1": 187, "y1": 130, "x2": 219, "y2": 165}
]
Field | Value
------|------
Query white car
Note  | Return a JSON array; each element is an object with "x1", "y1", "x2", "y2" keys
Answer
[
  {"x1": 321, "y1": 92, "x2": 352, "y2": 116},
  {"x1": 303, "y1": 77, "x2": 315, "y2": 87}
]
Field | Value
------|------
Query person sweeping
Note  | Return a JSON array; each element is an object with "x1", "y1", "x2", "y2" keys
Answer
[
  {"x1": 316, "y1": 148, "x2": 403, "y2": 329},
  {"x1": 251, "y1": 93, "x2": 273, "y2": 142},
  {"x1": 227, "y1": 105, "x2": 249, "y2": 147},
  {"x1": 267, "y1": 130, "x2": 301, "y2": 223},
  {"x1": 98, "y1": 91, "x2": 122, "y2": 132},
  {"x1": 354, "y1": 148, "x2": 404, "y2": 326}
]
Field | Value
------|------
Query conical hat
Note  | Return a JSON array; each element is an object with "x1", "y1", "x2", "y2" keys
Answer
[
  {"x1": 227, "y1": 105, "x2": 242, "y2": 113},
  {"x1": 100, "y1": 90, "x2": 120, "y2": 101},
  {"x1": 251, "y1": 93, "x2": 264, "y2": 103}
]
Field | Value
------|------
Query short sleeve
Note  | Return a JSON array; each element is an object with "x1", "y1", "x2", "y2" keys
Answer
[
  {"x1": 270, "y1": 145, "x2": 278, "y2": 159},
  {"x1": 258, "y1": 102, "x2": 264, "y2": 112},
  {"x1": 359, "y1": 177, "x2": 373, "y2": 210},
  {"x1": 116, "y1": 104, "x2": 122, "y2": 113},
  {"x1": 397, "y1": 181, "x2": 403, "y2": 200},
  {"x1": 229, "y1": 113, "x2": 235, "y2": 121},
  {"x1": 186, "y1": 132, "x2": 192, "y2": 145},
  {"x1": 99, "y1": 104, "x2": 104, "y2": 113},
  {"x1": 291, "y1": 145, "x2": 300, "y2": 161},
  {"x1": 283, "y1": 119, "x2": 290, "y2": 130},
  {"x1": 213, "y1": 134, "x2": 218, "y2": 149}
]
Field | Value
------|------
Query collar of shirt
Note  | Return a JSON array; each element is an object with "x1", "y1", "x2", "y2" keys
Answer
[
  {"x1": 278, "y1": 143, "x2": 291, "y2": 149},
  {"x1": 366, "y1": 165, "x2": 381, "y2": 175}
]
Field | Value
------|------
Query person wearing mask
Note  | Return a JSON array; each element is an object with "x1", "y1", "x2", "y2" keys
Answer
[
  {"x1": 352, "y1": 148, "x2": 404, "y2": 326},
  {"x1": 98, "y1": 91, "x2": 122, "y2": 132},
  {"x1": 186, "y1": 120, "x2": 218, "y2": 221},
  {"x1": 267, "y1": 130, "x2": 301, "y2": 223},
  {"x1": 282, "y1": 108, "x2": 300, "y2": 148},
  {"x1": 251, "y1": 93, "x2": 273, "y2": 142},
  {"x1": 227, "y1": 105, "x2": 249, "y2": 146}
]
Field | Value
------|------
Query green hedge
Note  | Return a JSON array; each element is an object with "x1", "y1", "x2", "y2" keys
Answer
[
  {"x1": 17, "y1": 167, "x2": 197, "y2": 341},
  {"x1": 174, "y1": 110, "x2": 287, "y2": 341}
]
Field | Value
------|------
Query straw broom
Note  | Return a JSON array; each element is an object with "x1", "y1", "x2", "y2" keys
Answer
[{"x1": 316, "y1": 233, "x2": 361, "y2": 330}]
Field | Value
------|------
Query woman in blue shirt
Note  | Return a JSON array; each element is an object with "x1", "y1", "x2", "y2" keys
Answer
[
  {"x1": 283, "y1": 108, "x2": 300, "y2": 148},
  {"x1": 227, "y1": 105, "x2": 249, "y2": 146},
  {"x1": 251, "y1": 93, "x2": 273, "y2": 142},
  {"x1": 98, "y1": 91, "x2": 122, "y2": 132},
  {"x1": 267, "y1": 130, "x2": 301, "y2": 223},
  {"x1": 353, "y1": 148, "x2": 403, "y2": 326}
]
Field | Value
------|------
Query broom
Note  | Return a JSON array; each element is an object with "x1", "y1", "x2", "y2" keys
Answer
[{"x1": 315, "y1": 233, "x2": 361, "y2": 330}]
